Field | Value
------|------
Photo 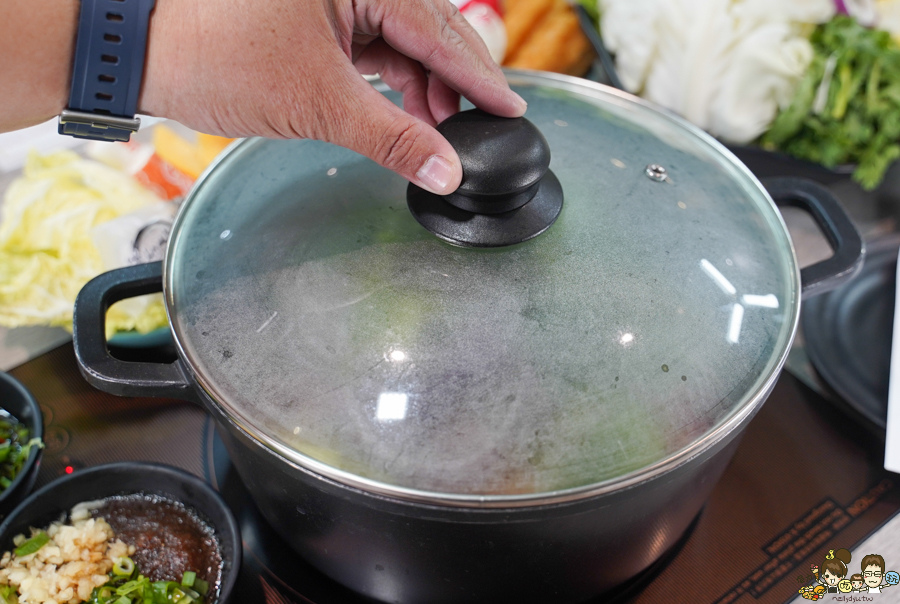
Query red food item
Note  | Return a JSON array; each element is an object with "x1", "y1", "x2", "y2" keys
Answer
[
  {"x1": 454, "y1": 0, "x2": 502, "y2": 14},
  {"x1": 134, "y1": 154, "x2": 194, "y2": 201}
]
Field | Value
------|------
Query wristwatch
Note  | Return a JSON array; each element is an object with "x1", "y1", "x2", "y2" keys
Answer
[{"x1": 58, "y1": 0, "x2": 157, "y2": 142}]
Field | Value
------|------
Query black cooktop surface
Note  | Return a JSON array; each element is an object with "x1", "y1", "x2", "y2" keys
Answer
[{"x1": 9, "y1": 344, "x2": 900, "y2": 604}]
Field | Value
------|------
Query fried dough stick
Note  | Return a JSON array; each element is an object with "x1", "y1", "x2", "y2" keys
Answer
[
  {"x1": 503, "y1": 0, "x2": 556, "y2": 59},
  {"x1": 503, "y1": 0, "x2": 594, "y2": 76}
]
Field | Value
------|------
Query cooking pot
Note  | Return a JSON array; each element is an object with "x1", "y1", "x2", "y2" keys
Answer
[{"x1": 73, "y1": 71, "x2": 864, "y2": 603}]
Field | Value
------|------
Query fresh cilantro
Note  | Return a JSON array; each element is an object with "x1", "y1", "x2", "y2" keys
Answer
[{"x1": 761, "y1": 16, "x2": 900, "y2": 190}]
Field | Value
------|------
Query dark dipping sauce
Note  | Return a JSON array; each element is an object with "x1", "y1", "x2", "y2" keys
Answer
[{"x1": 92, "y1": 494, "x2": 222, "y2": 599}]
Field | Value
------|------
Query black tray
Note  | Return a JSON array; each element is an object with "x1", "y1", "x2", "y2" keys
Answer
[{"x1": 803, "y1": 234, "x2": 900, "y2": 431}]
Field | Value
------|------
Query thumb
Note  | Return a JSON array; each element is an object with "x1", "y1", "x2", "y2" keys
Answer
[{"x1": 330, "y1": 76, "x2": 462, "y2": 195}]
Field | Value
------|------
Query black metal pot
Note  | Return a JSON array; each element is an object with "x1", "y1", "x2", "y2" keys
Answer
[{"x1": 73, "y1": 72, "x2": 864, "y2": 604}]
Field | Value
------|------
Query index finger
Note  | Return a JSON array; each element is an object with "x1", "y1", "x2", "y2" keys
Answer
[
  {"x1": 431, "y1": 0, "x2": 505, "y2": 80},
  {"x1": 362, "y1": 0, "x2": 526, "y2": 117}
]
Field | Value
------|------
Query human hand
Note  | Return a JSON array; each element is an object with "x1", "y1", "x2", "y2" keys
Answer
[{"x1": 139, "y1": 0, "x2": 526, "y2": 194}]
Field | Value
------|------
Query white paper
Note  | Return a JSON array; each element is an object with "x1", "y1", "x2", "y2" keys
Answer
[
  {"x1": 884, "y1": 248, "x2": 900, "y2": 473},
  {"x1": 0, "y1": 116, "x2": 165, "y2": 173},
  {"x1": 0, "y1": 120, "x2": 84, "y2": 173}
]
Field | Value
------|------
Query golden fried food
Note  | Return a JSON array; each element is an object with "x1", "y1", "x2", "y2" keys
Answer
[
  {"x1": 502, "y1": 0, "x2": 555, "y2": 59},
  {"x1": 502, "y1": 0, "x2": 594, "y2": 76}
]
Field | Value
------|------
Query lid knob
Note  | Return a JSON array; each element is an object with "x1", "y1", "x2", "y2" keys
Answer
[
  {"x1": 440, "y1": 109, "x2": 551, "y2": 214},
  {"x1": 407, "y1": 109, "x2": 564, "y2": 248}
]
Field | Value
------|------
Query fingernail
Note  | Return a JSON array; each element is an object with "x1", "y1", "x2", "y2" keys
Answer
[
  {"x1": 513, "y1": 92, "x2": 528, "y2": 113},
  {"x1": 416, "y1": 155, "x2": 455, "y2": 195}
]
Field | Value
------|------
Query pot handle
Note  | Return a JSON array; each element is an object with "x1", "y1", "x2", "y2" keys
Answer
[
  {"x1": 762, "y1": 177, "x2": 865, "y2": 299},
  {"x1": 73, "y1": 261, "x2": 199, "y2": 403}
]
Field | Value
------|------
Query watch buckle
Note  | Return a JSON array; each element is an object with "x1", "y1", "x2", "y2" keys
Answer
[{"x1": 58, "y1": 109, "x2": 141, "y2": 143}]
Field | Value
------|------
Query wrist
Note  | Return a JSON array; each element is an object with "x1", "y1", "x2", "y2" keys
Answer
[
  {"x1": 0, "y1": 0, "x2": 78, "y2": 132},
  {"x1": 138, "y1": 0, "x2": 190, "y2": 120}
]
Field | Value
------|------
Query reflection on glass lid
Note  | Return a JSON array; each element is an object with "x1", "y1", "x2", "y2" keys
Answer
[{"x1": 167, "y1": 75, "x2": 798, "y2": 499}]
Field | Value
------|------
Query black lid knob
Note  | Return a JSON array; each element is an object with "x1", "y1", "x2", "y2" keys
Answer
[
  {"x1": 439, "y1": 109, "x2": 551, "y2": 214},
  {"x1": 407, "y1": 109, "x2": 564, "y2": 248}
]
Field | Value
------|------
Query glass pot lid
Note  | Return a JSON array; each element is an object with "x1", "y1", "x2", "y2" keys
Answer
[{"x1": 166, "y1": 72, "x2": 799, "y2": 503}]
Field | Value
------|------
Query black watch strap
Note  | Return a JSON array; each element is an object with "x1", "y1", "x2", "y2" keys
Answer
[{"x1": 58, "y1": 0, "x2": 157, "y2": 142}]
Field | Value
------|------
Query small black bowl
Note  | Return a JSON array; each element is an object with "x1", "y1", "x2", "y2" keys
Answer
[
  {"x1": 0, "y1": 372, "x2": 43, "y2": 516},
  {"x1": 0, "y1": 462, "x2": 241, "y2": 604}
]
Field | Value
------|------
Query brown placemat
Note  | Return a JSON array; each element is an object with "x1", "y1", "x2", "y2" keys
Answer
[
  {"x1": 7, "y1": 343, "x2": 900, "y2": 604},
  {"x1": 626, "y1": 374, "x2": 900, "y2": 604}
]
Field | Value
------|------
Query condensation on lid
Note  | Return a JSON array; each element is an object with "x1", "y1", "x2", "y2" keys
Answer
[{"x1": 165, "y1": 74, "x2": 799, "y2": 497}]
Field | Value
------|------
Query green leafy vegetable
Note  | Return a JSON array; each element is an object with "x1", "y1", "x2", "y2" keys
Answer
[
  {"x1": 762, "y1": 16, "x2": 900, "y2": 190},
  {"x1": 0, "y1": 408, "x2": 43, "y2": 494}
]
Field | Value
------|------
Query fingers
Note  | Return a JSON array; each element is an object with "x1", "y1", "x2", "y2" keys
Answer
[
  {"x1": 330, "y1": 71, "x2": 462, "y2": 194},
  {"x1": 354, "y1": 39, "x2": 460, "y2": 125},
  {"x1": 426, "y1": 72, "x2": 460, "y2": 124},
  {"x1": 359, "y1": 0, "x2": 526, "y2": 118},
  {"x1": 431, "y1": 0, "x2": 503, "y2": 79},
  {"x1": 355, "y1": 39, "x2": 436, "y2": 125}
]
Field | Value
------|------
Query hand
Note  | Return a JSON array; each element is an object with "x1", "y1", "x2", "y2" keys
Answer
[{"x1": 139, "y1": 0, "x2": 527, "y2": 194}]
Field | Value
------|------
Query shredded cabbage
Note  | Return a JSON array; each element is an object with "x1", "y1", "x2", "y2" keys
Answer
[{"x1": 0, "y1": 150, "x2": 169, "y2": 336}]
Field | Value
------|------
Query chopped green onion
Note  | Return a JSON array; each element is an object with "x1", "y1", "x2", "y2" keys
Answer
[
  {"x1": 181, "y1": 571, "x2": 196, "y2": 587},
  {"x1": 180, "y1": 586, "x2": 201, "y2": 601},
  {"x1": 113, "y1": 556, "x2": 135, "y2": 576},
  {"x1": 14, "y1": 531, "x2": 49, "y2": 556},
  {"x1": 90, "y1": 566, "x2": 207, "y2": 604},
  {"x1": 171, "y1": 588, "x2": 195, "y2": 604},
  {"x1": 0, "y1": 585, "x2": 18, "y2": 604},
  {"x1": 151, "y1": 581, "x2": 169, "y2": 602},
  {"x1": 115, "y1": 577, "x2": 146, "y2": 596}
]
